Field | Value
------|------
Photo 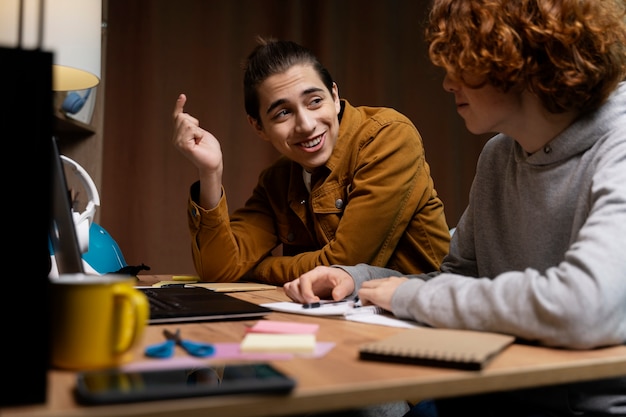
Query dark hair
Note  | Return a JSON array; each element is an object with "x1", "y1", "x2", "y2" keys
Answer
[
  {"x1": 242, "y1": 36, "x2": 334, "y2": 124},
  {"x1": 425, "y1": 0, "x2": 626, "y2": 114}
]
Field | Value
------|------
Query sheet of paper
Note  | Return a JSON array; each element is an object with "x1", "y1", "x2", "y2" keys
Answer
[
  {"x1": 190, "y1": 282, "x2": 277, "y2": 292},
  {"x1": 152, "y1": 281, "x2": 277, "y2": 292},
  {"x1": 262, "y1": 301, "x2": 354, "y2": 316},
  {"x1": 124, "y1": 342, "x2": 336, "y2": 372},
  {"x1": 262, "y1": 301, "x2": 421, "y2": 329},
  {"x1": 345, "y1": 313, "x2": 419, "y2": 329}
]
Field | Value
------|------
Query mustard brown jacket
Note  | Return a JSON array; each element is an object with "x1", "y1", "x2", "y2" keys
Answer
[{"x1": 186, "y1": 99, "x2": 450, "y2": 285}]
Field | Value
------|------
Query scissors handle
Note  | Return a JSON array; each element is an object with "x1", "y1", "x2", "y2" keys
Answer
[
  {"x1": 144, "y1": 339, "x2": 175, "y2": 358},
  {"x1": 145, "y1": 329, "x2": 215, "y2": 358},
  {"x1": 179, "y1": 339, "x2": 215, "y2": 357}
]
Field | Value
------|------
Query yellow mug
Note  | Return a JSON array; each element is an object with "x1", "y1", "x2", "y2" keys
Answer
[{"x1": 49, "y1": 273, "x2": 150, "y2": 370}]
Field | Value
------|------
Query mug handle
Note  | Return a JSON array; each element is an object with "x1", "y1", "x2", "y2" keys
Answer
[{"x1": 112, "y1": 285, "x2": 150, "y2": 354}]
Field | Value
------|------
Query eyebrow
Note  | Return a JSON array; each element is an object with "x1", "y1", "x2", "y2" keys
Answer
[{"x1": 265, "y1": 87, "x2": 326, "y2": 115}]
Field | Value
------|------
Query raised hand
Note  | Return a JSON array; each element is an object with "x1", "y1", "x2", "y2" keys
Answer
[{"x1": 172, "y1": 93, "x2": 223, "y2": 176}]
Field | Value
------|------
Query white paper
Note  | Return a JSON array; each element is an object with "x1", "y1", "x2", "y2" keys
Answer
[
  {"x1": 261, "y1": 301, "x2": 420, "y2": 329},
  {"x1": 262, "y1": 301, "x2": 354, "y2": 316},
  {"x1": 345, "y1": 313, "x2": 419, "y2": 329}
]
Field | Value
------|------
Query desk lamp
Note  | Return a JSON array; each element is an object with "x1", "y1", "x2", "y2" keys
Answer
[
  {"x1": 0, "y1": 0, "x2": 102, "y2": 91},
  {"x1": 0, "y1": 0, "x2": 102, "y2": 117}
]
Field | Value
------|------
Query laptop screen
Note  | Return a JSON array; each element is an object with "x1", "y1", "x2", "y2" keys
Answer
[{"x1": 49, "y1": 136, "x2": 85, "y2": 275}]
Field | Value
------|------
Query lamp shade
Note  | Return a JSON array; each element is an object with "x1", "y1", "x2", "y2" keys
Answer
[{"x1": 0, "y1": 0, "x2": 101, "y2": 91}]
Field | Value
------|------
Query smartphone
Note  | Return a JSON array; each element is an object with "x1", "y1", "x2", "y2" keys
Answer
[{"x1": 75, "y1": 363, "x2": 296, "y2": 405}]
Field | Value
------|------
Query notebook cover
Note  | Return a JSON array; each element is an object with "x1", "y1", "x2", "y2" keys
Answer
[{"x1": 359, "y1": 327, "x2": 515, "y2": 370}]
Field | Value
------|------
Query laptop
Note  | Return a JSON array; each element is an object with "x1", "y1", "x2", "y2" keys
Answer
[
  {"x1": 138, "y1": 286, "x2": 270, "y2": 324},
  {"x1": 49, "y1": 136, "x2": 270, "y2": 324}
]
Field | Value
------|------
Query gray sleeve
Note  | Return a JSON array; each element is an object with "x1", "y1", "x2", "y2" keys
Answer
[{"x1": 333, "y1": 263, "x2": 407, "y2": 297}]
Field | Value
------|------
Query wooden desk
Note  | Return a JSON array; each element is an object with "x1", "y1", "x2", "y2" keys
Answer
[{"x1": 3, "y1": 275, "x2": 626, "y2": 417}]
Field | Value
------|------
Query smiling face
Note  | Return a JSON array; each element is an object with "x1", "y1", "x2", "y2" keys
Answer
[{"x1": 247, "y1": 64, "x2": 342, "y2": 171}]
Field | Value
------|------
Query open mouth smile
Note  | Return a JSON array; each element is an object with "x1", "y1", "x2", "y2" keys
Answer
[{"x1": 299, "y1": 135, "x2": 322, "y2": 149}]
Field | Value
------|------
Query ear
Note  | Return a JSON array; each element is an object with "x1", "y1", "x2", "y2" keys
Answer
[
  {"x1": 247, "y1": 115, "x2": 270, "y2": 142},
  {"x1": 332, "y1": 82, "x2": 341, "y2": 114}
]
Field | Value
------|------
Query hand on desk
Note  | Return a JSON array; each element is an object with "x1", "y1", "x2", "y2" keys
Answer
[
  {"x1": 358, "y1": 277, "x2": 408, "y2": 312},
  {"x1": 284, "y1": 265, "x2": 408, "y2": 312},
  {"x1": 284, "y1": 266, "x2": 355, "y2": 304}
]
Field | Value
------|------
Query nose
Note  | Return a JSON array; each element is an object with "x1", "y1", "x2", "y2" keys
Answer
[
  {"x1": 442, "y1": 73, "x2": 460, "y2": 93},
  {"x1": 295, "y1": 109, "x2": 316, "y2": 133}
]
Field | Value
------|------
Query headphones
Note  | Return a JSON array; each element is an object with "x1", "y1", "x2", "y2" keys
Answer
[
  {"x1": 60, "y1": 155, "x2": 101, "y2": 253},
  {"x1": 61, "y1": 88, "x2": 92, "y2": 114}
]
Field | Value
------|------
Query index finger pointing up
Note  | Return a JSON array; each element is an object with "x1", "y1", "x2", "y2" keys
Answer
[{"x1": 173, "y1": 93, "x2": 187, "y2": 118}]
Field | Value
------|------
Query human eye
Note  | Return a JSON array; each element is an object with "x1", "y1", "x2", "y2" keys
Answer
[
  {"x1": 308, "y1": 97, "x2": 323, "y2": 109},
  {"x1": 272, "y1": 108, "x2": 291, "y2": 121}
]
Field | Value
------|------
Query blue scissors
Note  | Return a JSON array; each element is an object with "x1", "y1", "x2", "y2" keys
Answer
[{"x1": 144, "y1": 328, "x2": 215, "y2": 358}]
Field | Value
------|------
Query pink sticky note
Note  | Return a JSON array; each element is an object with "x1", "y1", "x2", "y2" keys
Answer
[{"x1": 248, "y1": 320, "x2": 319, "y2": 334}]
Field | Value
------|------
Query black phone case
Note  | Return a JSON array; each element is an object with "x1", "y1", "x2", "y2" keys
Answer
[{"x1": 75, "y1": 363, "x2": 296, "y2": 405}]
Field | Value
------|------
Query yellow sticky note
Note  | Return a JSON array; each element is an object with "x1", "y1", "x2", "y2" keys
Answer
[
  {"x1": 240, "y1": 333, "x2": 316, "y2": 354},
  {"x1": 190, "y1": 282, "x2": 276, "y2": 292},
  {"x1": 172, "y1": 275, "x2": 199, "y2": 281}
]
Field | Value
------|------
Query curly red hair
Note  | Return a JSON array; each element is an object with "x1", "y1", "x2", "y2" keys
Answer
[{"x1": 425, "y1": 0, "x2": 626, "y2": 113}]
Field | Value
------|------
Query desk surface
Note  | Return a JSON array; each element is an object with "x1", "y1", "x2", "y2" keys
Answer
[{"x1": 3, "y1": 274, "x2": 626, "y2": 417}]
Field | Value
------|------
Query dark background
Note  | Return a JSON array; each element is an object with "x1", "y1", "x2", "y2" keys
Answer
[{"x1": 100, "y1": 0, "x2": 489, "y2": 275}]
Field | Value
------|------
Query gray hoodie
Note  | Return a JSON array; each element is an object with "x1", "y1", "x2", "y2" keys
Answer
[{"x1": 340, "y1": 82, "x2": 626, "y2": 415}]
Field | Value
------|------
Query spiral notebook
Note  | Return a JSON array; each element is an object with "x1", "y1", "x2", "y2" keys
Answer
[{"x1": 358, "y1": 327, "x2": 515, "y2": 370}]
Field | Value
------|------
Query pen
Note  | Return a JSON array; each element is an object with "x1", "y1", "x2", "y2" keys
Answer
[{"x1": 302, "y1": 299, "x2": 353, "y2": 309}]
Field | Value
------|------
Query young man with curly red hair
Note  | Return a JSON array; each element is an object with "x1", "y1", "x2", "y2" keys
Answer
[{"x1": 285, "y1": 1, "x2": 626, "y2": 415}]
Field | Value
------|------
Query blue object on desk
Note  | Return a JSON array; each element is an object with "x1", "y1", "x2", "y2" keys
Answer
[
  {"x1": 82, "y1": 223, "x2": 128, "y2": 274},
  {"x1": 145, "y1": 329, "x2": 215, "y2": 359}
]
